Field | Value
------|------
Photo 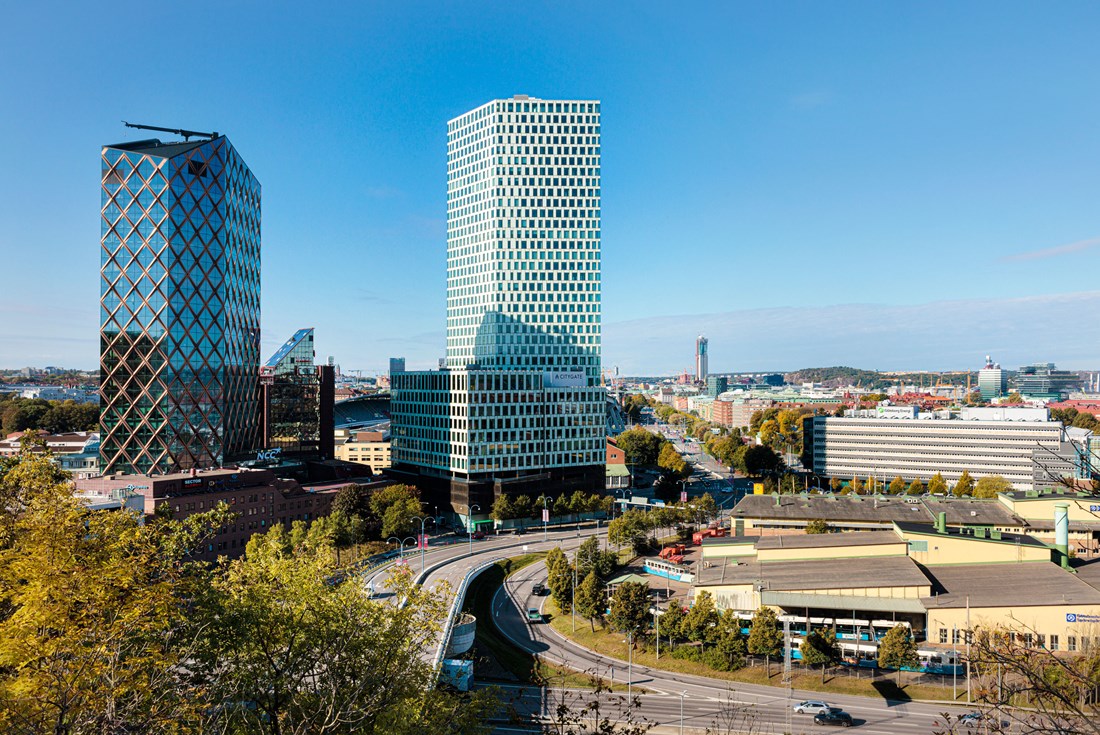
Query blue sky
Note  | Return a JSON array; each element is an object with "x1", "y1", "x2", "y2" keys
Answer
[{"x1": 2, "y1": 1, "x2": 1098, "y2": 374}]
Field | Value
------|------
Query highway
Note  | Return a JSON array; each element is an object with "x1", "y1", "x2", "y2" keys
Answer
[
  {"x1": 491, "y1": 559, "x2": 979, "y2": 734},
  {"x1": 362, "y1": 523, "x2": 980, "y2": 733}
]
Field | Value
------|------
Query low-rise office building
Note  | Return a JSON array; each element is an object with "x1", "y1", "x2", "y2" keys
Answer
[
  {"x1": 803, "y1": 406, "x2": 1085, "y2": 491},
  {"x1": 693, "y1": 519, "x2": 1100, "y2": 653},
  {"x1": 334, "y1": 427, "x2": 391, "y2": 473},
  {"x1": 75, "y1": 467, "x2": 348, "y2": 560}
]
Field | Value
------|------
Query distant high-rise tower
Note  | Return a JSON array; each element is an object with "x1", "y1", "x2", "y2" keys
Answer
[
  {"x1": 389, "y1": 357, "x2": 405, "y2": 376},
  {"x1": 392, "y1": 95, "x2": 605, "y2": 510},
  {"x1": 695, "y1": 335, "x2": 709, "y2": 383},
  {"x1": 977, "y1": 355, "x2": 1007, "y2": 401},
  {"x1": 99, "y1": 133, "x2": 261, "y2": 474}
]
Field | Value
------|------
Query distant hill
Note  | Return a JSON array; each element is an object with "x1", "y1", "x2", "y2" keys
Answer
[{"x1": 784, "y1": 366, "x2": 974, "y2": 390}]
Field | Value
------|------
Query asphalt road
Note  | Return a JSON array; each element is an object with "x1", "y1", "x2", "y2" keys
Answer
[{"x1": 491, "y1": 559, "x2": 980, "y2": 734}]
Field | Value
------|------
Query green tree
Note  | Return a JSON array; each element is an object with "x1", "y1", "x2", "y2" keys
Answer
[
  {"x1": 608, "y1": 581, "x2": 650, "y2": 636},
  {"x1": 615, "y1": 427, "x2": 663, "y2": 466},
  {"x1": 866, "y1": 476, "x2": 881, "y2": 494},
  {"x1": 850, "y1": 477, "x2": 864, "y2": 494},
  {"x1": 953, "y1": 470, "x2": 975, "y2": 497},
  {"x1": 747, "y1": 606, "x2": 784, "y2": 678},
  {"x1": 805, "y1": 519, "x2": 830, "y2": 534},
  {"x1": 1004, "y1": 391, "x2": 1025, "y2": 404},
  {"x1": 928, "y1": 473, "x2": 948, "y2": 495},
  {"x1": 490, "y1": 493, "x2": 516, "y2": 521},
  {"x1": 608, "y1": 509, "x2": 650, "y2": 555},
  {"x1": 682, "y1": 591, "x2": 720, "y2": 645},
  {"x1": 799, "y1": 628, "x2": 841, "y2": 683},
  {"x1": 513, "y1": 494, "x2": 534, "y2": 519},
  {"x1": 658, "y1": 443, "x2": 689, "y2": 478},
  {"x1": 574, "y1": 571, "x2": 606, "y2": 632},
  {"x1": 0, "y1": 451, "x2": 230, "y2": 734},
  {"x1": 546, "y1": 547, "x2": 575, "y2": 613},
  {"x1": 974, "y1": 474, "x2": 1012, "y2": 499},
  {"x1": 829, "y1": 477, "x2": 842, "y2": 492},
  {"x1": 742, "y1": 445, "x2": 782, "y2": 476},
  {"x1": 381, "y1": 495, "x2": 421, "y2": 539},
  {"x1": 888, "y1": 476, "x2": 907, "y2": 495},
  {"x1": 657, "y1": 603, "x2": 685, "y2": 646},
  {"x1": 197, "y1": 525, "x2": 498, "y2": 735},
  {"x1": 877, "y1": 624, "x2": 919, "y2": 684},
  {"x1": 906, "y1": 479, "x2": 924, "y2": 496},
  {"x1": 710, "y1": 610, "x2": 747, "y2": 671},
  {"x1": 331, "y1": 483, "x2": 368, "y2": 520},
  {"x1": 575, "y1": 536, "x2": 617, "y2": 579},
  {"x1": 368, "y1": 483, "x2": 418, "y2": 518}
]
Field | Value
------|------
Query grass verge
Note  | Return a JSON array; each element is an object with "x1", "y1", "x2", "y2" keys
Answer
[
  {"x1": 544, "y1": 598, "x2": 964, "y2": 703},
  {"x1": 462, "y1": 553, "x2": 633, "y2": 691}
]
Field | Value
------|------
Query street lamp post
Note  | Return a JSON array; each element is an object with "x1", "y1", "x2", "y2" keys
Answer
[
  {"x1": 467, "y1": 503, "x2": 481, "y2": 558},
  {"x1": 655, "y1": 605, "x2": 660, "y2": 660},
  {"x1": 628, "y1": 630, "x2": 633, "y2": 697},
  {"x1": 412, "y1": 516, "x2": 435, "y2": 576},
  {"x1": 542, "y1": 495, "x2": 549, "y2": 542},
  {"x1": 387, "y1": 536, "x2": 418, "y2": 563},
  {"x1": 572, "y1": 562, "x2": 577, "y2": 633}
]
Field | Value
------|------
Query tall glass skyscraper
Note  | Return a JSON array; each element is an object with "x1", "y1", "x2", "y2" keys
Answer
[
  {"x1": 392, "y1": 96, "x2": 606, "y2": 511},
  {"x1": 99, "y1": 134, "x2": 261, "y2": 475},
  {"x1": 696, "y1": 335, "x2": 708, "y2": 382}
]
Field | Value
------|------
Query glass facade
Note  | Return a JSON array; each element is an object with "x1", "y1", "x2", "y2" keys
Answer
[
  {"x1": 99, "y1": 136, "x2": 261, "y2": 475},
  {"x1": 392, "y1": 97, "x2": 606, "y2": 496},
  {"x1": 261, "y1": 328, "x2": 326, "y2": 457}
]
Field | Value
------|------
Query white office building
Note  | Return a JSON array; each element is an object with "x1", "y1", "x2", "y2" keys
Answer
[
  {"x1": 805, "y1": 407, "x2": 1085, "y2": 491},
  {"x1": 392, "y1": 96, "x2": 606, "y2": 511},
  {"x1": 978, "y1": 355, "x2": 1007, "y2": 400}
]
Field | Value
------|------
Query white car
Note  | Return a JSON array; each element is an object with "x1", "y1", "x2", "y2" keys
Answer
[{"x1": 793, "y1": 700, "x2": 832, "y2": 715}]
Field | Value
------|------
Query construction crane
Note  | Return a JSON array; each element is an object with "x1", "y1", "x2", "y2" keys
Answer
[{"x1": 122, "y1": 121, "x2": 219, "y2": 141}]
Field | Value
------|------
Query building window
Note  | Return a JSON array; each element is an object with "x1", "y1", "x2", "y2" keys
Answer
[
  {"x1": 1068, "y1": 636, "x2": 1077, "y2": 652},
  {"x1": 1050, "y1": 635, "x2": 1059, "y2": 651},
  {"x1": 1037, "y1": 634, "x2": 1046, "y2": 649},
  {"x1": 938, "y1": 628, "x2": 948, "y2": 644},
  {"x1": 952, "y1": 629, "x2": 961, "y2": 645}
]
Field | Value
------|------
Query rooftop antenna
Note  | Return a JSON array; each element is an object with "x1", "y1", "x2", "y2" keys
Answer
[{"x1": 122, "y1": 121, "x2": 219, "y2": 141}]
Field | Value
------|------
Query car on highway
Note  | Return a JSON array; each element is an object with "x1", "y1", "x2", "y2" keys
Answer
[
  {"x1": 514, "y1": 526, "x2": 527, "y2": 535},
  {"x1": 471, "y1": 530, "x2": 486, "y2": 540},
  {"x1": 958, "y1": 712, "x2": 1001, "y2": 728},
  {"x1": 532, "y1": 582, "x2": 547, "y2": 596},
  {"x1": 813, "y1": 708, "x2": 853, "y2": 727},
  {"x1": 526, "y1": 608, "x2": 543, "y2": 623},
  {"x1": 793, "y1": 700, "x2": 832, "y2": 715}
]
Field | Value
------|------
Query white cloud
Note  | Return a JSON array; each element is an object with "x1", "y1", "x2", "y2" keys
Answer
[{"x1": 1001, "y1": 237, "x2": 1100, "y2": 262}]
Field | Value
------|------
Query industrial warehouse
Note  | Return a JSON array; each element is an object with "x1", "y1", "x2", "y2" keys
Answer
[{"x1": 694, "y1": 491, "x2": 1100, "y2": 666}]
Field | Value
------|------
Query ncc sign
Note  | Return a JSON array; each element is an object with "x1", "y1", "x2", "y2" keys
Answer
[{"x1": 256, "y1": 447, "x2": 283, "y2": 461}]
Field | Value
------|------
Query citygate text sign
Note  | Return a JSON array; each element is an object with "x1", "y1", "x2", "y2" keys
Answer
[{"x1": 544, "y1": 371, "x2": 586, "y2": 388}]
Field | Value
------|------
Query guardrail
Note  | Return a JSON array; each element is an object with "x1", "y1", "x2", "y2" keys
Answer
[{"x1": 432, "y1": 556, "x2": 504, "y2": 670}]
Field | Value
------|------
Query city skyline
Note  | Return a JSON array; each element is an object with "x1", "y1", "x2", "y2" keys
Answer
[{"x1": 3, "y1": 3, "x2": 1100, "y2": 373}]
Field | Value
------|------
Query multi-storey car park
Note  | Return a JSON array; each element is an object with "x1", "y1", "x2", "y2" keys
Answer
[{"x1": 391, "y1": 96, "x2": 607, "y2": 517}]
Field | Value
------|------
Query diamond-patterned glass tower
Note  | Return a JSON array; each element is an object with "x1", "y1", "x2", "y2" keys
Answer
[{"x1": 99, "y1": 135, "x2": 261, "y2": 475}]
